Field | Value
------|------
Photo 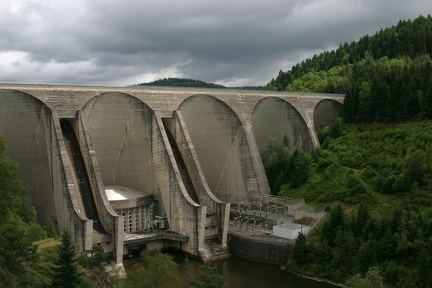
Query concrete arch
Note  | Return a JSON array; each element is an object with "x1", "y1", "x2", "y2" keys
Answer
[
  {"x1": 81, "y1": 92, "x2": 158, "y2": 196},
  {"x1": 313, "y1": 99, "x2": 344, "y2": 131},
  {"x1": 179, "y1": 94, "x2": 249, "y2": 203},
  {"x1": 0, "y1": 89, "x2": 55, "y2": 223},
  {"x1": 252, "y1": 97, "x2": 314, "y2": 154}
]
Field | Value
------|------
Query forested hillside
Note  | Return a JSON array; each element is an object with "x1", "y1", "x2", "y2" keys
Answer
[
  {"x1": 267, "y1": 15, "x2": 432, "y2": 123},
  {"x1": 136, "y1": 77, "x2": 266, "y2": 90},
  {"x1": 262, "y1": 120, "x2": 432, "y2": 286},
  {"x1": 262, "y1": 15, "x2": 432, "y2": 287},
  {"x1": 136, "y1": 77, "x2": 225, "y2": 88}
]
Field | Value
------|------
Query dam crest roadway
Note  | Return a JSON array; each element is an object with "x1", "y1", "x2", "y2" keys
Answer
[{"x1": 0, "y1": 83, "x2": 343, "y2": 269}]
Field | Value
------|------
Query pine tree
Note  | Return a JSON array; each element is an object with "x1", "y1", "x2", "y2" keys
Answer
[
  {"x1": 51, "y1": 231, "x2": 81, "y2": 288},
  {"x1": 293, "y1": 233, "x2": 308, "y2": 265},
  {"x1": 315, "y1": 240, "x2": 333, "y2": 263},
  {"x1": 416, "y1": 246, "x2": 431, "y2": 287},
  {"x1": 355, "y1": 203, "x2": 369, "y2": 237}
]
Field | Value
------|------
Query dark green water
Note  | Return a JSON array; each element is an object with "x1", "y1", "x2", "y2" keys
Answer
[{"x1": 123, "y1": 252, "x2": 338, "y2": 288}]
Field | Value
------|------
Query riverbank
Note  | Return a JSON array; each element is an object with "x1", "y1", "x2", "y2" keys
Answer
[{"x1": 281, "y1": 266, "x2": 344, "y2": 287}]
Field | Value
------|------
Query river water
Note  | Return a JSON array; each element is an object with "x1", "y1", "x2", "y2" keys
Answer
[{"x1": 123, "y1": 251, "x2": 338, "y2": 288}]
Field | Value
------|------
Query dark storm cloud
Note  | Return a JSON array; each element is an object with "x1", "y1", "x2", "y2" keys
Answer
[{"x1": 1, "y1": 0, "x2": 431, "y2": 86}]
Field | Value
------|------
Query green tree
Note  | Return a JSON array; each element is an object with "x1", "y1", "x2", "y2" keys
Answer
[
  {"x1": 184, "y1": 262, "x2": 225, "y2": 288},
  {"x1": 44, "y1": 216, "x2": 58, "y2": 238},
  {"x1": 355, "y1": 203, "x2": 369, "y2": 237},
  {"x1": 289, "y1": 150, "x2": 312, "y2": 188},
  {"x1": 334, "y1": 229, "x2": 358, "y2": 270},
  {"x1": 346, "y1": 266, "x2": 384, "y2": 288},
  {"x1": 321, "y1": 205, "x2": 346, "y2": 247},
  {"x1": 383, "y1": 260, "x2": 407, "y2": 286},
  {"x1": 80, "y1": 245, "x2": 107, "y2": 269},
  {"x1": 416, "y1": 246, "x2": 431, "y2": 287},
  {"x1": 356, "y1": 240, "x2": 378, "y2": 275},
  {"x1": 292, "y1": 233, "x2": 308, "y2": 265},
  {"x1": 127, "y1": 250, "x2": 179, "y2": 288},
  {"x1": 328, "y1": 117, "x2": 344, "y2": 139},
  {"x1": 405, "y1": 150, "x2": 425, "y2": 186},
  {"x1": 0, "y1": 134, "x2": 51, "y2": 287},
  {"x1": 0, "y1": 219, "x2": 31, "y2": 271},
  {"x1": 0, "y1": 135, "x2": 23, "y2": 219},
  {"x1": 262, "y1": 139, "x2": 291, "y2": 194},
  {"x1": 315, "y1": 240, "x2": 333, "y2": 264},
  {"x1": 51, "y1": 231, "x2": 82, "y2": 288}
]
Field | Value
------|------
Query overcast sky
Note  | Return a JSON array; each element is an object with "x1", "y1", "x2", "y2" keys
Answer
[{"x1": 1, "y1": 0, "x2": 431, "y2": 87}]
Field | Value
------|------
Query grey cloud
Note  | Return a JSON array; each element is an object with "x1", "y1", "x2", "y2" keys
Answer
[{"x1": 1, "y1": 0, "x2": 431, "y2": 86}]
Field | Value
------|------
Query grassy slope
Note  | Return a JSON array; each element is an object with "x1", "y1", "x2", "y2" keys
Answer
[{"x1": 280, "y1": 120, "x2": 432, "y2": 214}]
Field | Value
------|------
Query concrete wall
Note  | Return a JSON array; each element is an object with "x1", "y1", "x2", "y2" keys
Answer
[
  {"x1": 0, "y1": 89, "x2": 94, "y2": 252},
  {"x1": 179, "y1": 95, "x2": 249, "y2": 204},
  {"x1": 72, "y1": 115, "x2": 122, "y2": 235},
  {"x1": 81, "y1": 93, "x2": 159, "y2": 196},
  {"x1": 151, "y1": 112, "x2": 206, "y2": 256},
  {"x1": 228, "y1": 234, "x2": 291, "y2": 265},
  {"x1": 273, "y1": 224, "x2": 311, "y2": 239},
  {"x1": 0, "y1": 90, "x2": 55, "y2": 223},
  {"x1": 0, "y1": 84, "x2": 344, "y2": 263},
  {"x1": 252, "y1": 97, "x2": 314, "y2": 153},
  {"x1": 164, "y1": 111, "x2": 230, "y2": 244},
  {"x1": 51, "y1": 114, "x2": 94, "y2": 252},
  {"x1": 74, "y1": 115, "x2": 124, "y2": 262}
]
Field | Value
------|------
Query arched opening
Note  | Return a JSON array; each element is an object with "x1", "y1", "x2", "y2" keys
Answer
[
  {"x1": 179, "y1": 94, "x2": 247, "y2": 203},
  {"x1": 81, "y1": 92, "x2": 158, "y2": 201},
  {"x1": 0, "y1": 89, "x2": 54, "y2": 223},
  {"x1": 252, "y1": 97, "x2": 314, "y2": 154},
  {"x1": 313, "y1": 99, "x2": 344, "y2": 133}
]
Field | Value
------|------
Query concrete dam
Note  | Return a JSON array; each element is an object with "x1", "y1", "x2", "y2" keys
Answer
[{"x1": 0, "y1": 84, "x2": 343, "y2": 265}]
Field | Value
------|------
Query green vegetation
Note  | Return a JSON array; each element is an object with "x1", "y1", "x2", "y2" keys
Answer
[
  {"x1": 263, "y1": 120, "x2": 432, "y2": 286},
  {"x1": 51, "y1": 231, "x2": 82, "y2": 288},
  {"x1": 345, "y1": 267, "x2": 385, "y2": 288},
  {"x1": 136, "y1": 77, "x2": 226, "y2": 88},
  {"x1": 268, "y1": 15, "x2": 432, "y2": 91},
  {"x1": 0, "y1": 134, "x2": 116, "y2": 287},
  {"x1": 125, "y1": 250, "x2": 225, "y2": 288},
  {"x1": 267, "y1": 15, "x2": 432, "y2": 123},
  {"x1": 135, "y1": 77, "x2": 266, "y2": 90},
  {"x1": 281, "y1": 121, "x2": 432, "y2": 203},
  {"x1": 343, "y1": 55, "x2": 432, "y2": 123},
  {"x1": 262, "y1": 135, "x2": 312, "y2": 194},
  {"x1": 126, "y1": 250, "x2": 179, "y2": 288},
  {"x1": 0, "y1": 135, "x2": 49, "y2": 287},
  {"x1": 184, "y1": 262, "x2": 225, "y2": 288}
]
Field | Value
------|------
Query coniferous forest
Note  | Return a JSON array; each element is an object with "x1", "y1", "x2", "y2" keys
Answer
[
  {"x1": 262, "y1": 14, "x2": 432, "y2": 287},
  {"x1": 267, "y1": 15, "x2": 432, "y2": 123}
]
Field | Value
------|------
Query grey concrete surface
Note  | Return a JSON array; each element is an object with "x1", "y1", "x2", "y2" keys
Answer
[{"x1": 0, "y1": 84, "x2": 343, "y2": 264}]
